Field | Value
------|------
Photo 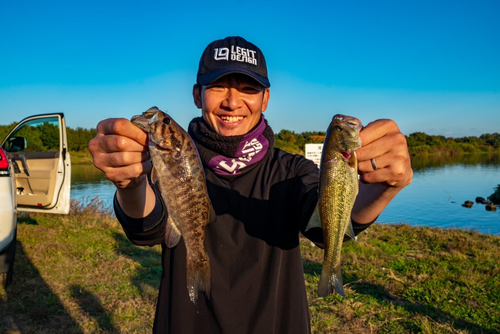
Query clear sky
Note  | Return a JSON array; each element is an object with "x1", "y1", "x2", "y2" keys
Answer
[{"x1": 1, "y1": 0, "x2": 499, "y2": 137}]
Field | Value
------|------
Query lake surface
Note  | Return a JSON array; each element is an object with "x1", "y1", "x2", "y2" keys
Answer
[
  {"x1": 71, "y1": 164, "x2": 117, "y2": 207},
  {"x1": 71, "y1": 153, "x2": 500, "y2": 236}
]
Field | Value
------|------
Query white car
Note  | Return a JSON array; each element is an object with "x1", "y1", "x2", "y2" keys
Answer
[{"x1": 0, "y1": 113, "x2": 71, "y2": 287}]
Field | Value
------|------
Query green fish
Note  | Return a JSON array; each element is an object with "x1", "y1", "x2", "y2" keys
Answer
[
  {"x1": 132, "y1": 107, "x2": 215, "y2": 303},
  {"x1": 306, "y1": 114, "x2": 362, "y2": 297}
]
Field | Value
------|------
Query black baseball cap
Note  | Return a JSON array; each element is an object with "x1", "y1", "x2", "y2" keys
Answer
[{"x1": 196, "y1": 36, "x2": 270, "y2": 88}]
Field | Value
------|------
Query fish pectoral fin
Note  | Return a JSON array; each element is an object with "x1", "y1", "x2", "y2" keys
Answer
[
  {"x1": 151, "y1": 166, "x2": 160, "y2": 185},
  {"x1": 305, "y1": 204, "x2": 322, "y2": 232},
  {"x1": 345, "y1": 220, "x2": 357, "y2": 242},
  {"x1": 165, "y1": 216, "x2": 182, "y2": 248},
  {"x1": 349, "y1": 150, "x2": 358, "y2": 168}
]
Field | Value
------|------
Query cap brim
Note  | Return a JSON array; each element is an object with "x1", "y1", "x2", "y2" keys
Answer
[{"x1": 197, "y1": 66, "x2": 270, "y2": 88}]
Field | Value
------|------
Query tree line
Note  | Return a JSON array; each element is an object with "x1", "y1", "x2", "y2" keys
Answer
[
  {"x1": 0, "y1": 122, "x2": 96, "y2": 153},
  {"x1": 1, "y1": 121, "x2": 499, "y2": 156},
  {"x1": 274, "y1": 129, "x2": 500, "y2": 156},
  {"x1": 406, "y1": 132, "x2": 500, "y2": 155}
]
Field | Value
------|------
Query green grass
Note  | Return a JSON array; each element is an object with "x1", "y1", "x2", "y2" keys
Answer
[
  {"x1": 302, "y1": 224, "x2": 500, "y2": 333},
  {"x1": 1, "y1": 200, "x2": 499, "y2": 333},
  {"x1": 70, "y1": 150, "x2": 94, "y2": 164}
]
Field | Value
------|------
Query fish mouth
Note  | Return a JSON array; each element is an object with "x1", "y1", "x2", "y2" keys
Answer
[
  {"x1": 150, "y1": 136, "x2": 180, "y2": 153},
  {"x1": 340, "y1": 150, "x2": 353, "y2": 160},
  {"x1": 334, "y1": 114, "x2": 363, "y2": 130},
  {"x1": 154, "y1": 144, "x2": 175, "y2": 152},
  {"x1": 152, "y1": 143, "x2": 180, "y2": 154},
  {"x1": 338, "y1": 138, "x2": 362, "y2": 161}
]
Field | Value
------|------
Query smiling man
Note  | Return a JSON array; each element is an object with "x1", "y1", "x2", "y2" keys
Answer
[
  {"x1": 89, "y1": 36, "x2": 412, "y2": 334},
  {"x1": 194, "y1": 74, "x2": 269, "y2": 136}
]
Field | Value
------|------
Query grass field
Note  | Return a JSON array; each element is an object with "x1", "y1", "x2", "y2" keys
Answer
[
  {"x1": 70, "y1": 151, "x2": 94, "y2": 165},
  {"x1": 0, "y1": 199, "x2": 499, "y2": 333}
]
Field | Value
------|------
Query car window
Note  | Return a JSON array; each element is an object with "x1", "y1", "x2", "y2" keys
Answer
[{"x1": 3, "y1": 117, "x2": 60, "y2": 153}]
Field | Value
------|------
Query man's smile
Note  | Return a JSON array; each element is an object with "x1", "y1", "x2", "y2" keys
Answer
[{"x1": 219, "y1": 115, "x2": 244, "y2": 123}]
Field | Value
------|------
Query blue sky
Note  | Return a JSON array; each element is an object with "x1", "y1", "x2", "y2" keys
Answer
[{"x1": 1, "y1": 0, "x2": 499, "y2": 137}]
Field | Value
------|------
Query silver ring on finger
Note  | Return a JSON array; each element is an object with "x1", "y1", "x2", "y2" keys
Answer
[{"x1": 371, "y1": 157, "x2": 378, "y2": 171}]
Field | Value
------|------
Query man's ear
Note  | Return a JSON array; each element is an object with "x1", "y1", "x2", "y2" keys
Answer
[
  {"x1": 261, "y1": 88, "x2": 270, "y2": 112},
  {"x1": 193, "y1": 84, "x2": 202, "y2": 109}
]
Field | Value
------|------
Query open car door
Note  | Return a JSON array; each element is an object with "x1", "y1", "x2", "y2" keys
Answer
[{"x1": 1, "y1": 113, "x2": 71, "y2": 214}]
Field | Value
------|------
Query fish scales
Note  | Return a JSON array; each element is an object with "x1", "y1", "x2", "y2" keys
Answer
[
  {"x1": 131, "y1": 106, "x2": 215, "y2": 303},
  {"x1": 307, "y1": 114, "x2": 362, "y2": 298},
  {"x1": 318, "y1": 151, "x2": 358, "y2": 295}
]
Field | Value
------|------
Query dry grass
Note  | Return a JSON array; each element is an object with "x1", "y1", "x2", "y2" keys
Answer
[{"x1": 0, "y1": 198, "x2": 161, "y2": 333}]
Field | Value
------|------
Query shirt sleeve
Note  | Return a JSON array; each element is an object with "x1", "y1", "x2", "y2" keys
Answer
[
  {"x1": 114, "y1": 189, "x2": 166, "y2": 246},
  {"x1": 302, "y1": 219, "x2": 375, "y2": 248}
]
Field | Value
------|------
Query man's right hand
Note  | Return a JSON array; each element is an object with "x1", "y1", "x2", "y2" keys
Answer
[
  {"x1": 88, "y1": 118, "x2": 152, "y2": 189},
  {"x1": 88, "y1": 118, "x2": 156, "y2": 218}
]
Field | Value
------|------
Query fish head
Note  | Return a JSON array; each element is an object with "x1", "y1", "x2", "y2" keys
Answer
[
  {"x1": 326, "y1": 114, "x2": 362, "y2": 161},
  {"x1": 131, "y1": 107, "x2": 185, "y2": 153}
]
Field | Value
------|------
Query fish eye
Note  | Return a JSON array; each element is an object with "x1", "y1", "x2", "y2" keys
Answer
[
  {"x1": 334, "y1": 125, "x2": 342, "y2": 132},
  {"x1": 163, "y1": 117, "x2": 171, "y2": 125}
]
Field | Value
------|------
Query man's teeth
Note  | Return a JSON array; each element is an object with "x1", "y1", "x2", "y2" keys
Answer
[{"x1": 221, "y1": 116, "x2": 244, "y2": 123}]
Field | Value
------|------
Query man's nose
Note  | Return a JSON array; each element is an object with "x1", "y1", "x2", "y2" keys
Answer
[{"x1": 222, "y1": 87, "x2": 243, "y2": 110}]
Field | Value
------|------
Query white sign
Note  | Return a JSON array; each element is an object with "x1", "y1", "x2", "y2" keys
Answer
[{"x1": 305, "y1": 143, "x2": 324, "y2": 167}]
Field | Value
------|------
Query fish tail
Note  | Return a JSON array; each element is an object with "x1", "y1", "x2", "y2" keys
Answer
[
  {"x1": 318, "y1": 262, "x2": 345, "y2": 298},
  {"x1": 186, "y1": 256, "x2": 211, "y2": 303}
]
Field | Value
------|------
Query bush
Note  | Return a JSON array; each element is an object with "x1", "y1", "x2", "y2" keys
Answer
[{"x1": 488, "y1": 184, "x2": 500, "y2": 204}]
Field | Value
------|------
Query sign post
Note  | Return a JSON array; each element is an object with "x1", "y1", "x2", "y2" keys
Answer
[{"x1": 305, "y1": 143, "x2": 324, "y2": 167}]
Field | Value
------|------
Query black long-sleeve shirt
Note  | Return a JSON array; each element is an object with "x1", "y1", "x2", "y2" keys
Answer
[{"x1": 115, "y1": 148, "x2": 371, "y2": 334}]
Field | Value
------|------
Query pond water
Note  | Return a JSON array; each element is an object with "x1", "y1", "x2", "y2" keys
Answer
[
  {"x1": 378, "y1": 153, "x2": 500, "y2": 236},
  {"x1": 71, "y1": 153, "x2": 500, "y2": 236},
  {"x1": 71, "y1": 164, "x2": 117, "y2": 207}
]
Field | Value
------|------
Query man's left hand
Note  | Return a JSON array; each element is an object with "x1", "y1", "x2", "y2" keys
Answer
[{"x1": 356, "y1": 119, "x2": 413, "y2": 189}]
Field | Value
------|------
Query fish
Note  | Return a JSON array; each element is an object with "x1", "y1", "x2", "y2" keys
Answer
[
  {"x1": 131, "y1": 106, "x2": 215, "y2": 303},
  {"x1": 306, "y1": 114, "x2": 362, "y2": 298}
]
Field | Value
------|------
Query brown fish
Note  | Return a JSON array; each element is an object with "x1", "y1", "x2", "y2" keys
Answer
[
  {"x1": 131, "y1": 107, "x2": 215, "y2": 303},
  {"x1": 306, "y1": 114, "x2": 362, "y2": 297}
]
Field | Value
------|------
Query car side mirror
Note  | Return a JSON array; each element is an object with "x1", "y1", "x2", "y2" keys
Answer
[{"x1": 5, "y1": 136, "x2": 28, "y2": 153}]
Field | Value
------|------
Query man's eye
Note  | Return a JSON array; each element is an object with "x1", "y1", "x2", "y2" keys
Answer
[{"x1": 242, "y1": 86, "x2": 260, "y2": 93}]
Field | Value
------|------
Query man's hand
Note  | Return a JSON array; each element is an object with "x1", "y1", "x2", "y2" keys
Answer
[
  {"x1": 88, "y1": 118, "x2": 152, "y2": 189},
  {"x1": 88, "y1": 118, "x2": 156, "y2": 218},
  {"x1": 351, "y1": 119, "x2": 413, "y2": 224},
  {"x1": 356, "y1": 119, "x2": 413, "y2": 189}
]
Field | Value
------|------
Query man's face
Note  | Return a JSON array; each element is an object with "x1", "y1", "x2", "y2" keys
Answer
[{"x1": 193, "y1": 74, "x2": 270, "y2": 136}]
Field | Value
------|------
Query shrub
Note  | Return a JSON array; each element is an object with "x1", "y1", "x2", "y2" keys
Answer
[{"x1": 488, "y1": 184, "x2": 500, "y2": 204}]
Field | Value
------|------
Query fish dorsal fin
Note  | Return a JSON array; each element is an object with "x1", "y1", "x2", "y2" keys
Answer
[
  {"x1": 165, "y1": 216, "x2": 182, "y2": 248},
  {"x1": 345, "y1": 220, "x2": 357, "y2": 242},
  {"x1": 305, "y1": 204, "x2": 322, "y2": 232}
]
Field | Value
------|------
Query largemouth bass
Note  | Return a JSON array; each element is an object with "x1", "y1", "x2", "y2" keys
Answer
[
  {"x1": 306, "y1": 114, "x2": 362, "y2": 297},
  {"x1": 131, "y1": 107, "x2": 215, "y2": 303}
]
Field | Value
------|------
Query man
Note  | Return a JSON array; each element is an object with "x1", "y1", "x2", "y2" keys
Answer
[{"x1": 89, "y1": 36, "x2": 412, "y2": 333}]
